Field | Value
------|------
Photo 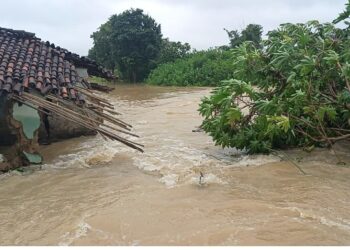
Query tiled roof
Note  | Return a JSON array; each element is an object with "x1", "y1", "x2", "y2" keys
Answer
[
  {"x1": 0, "y1": 27, "x2": 113, "y2": 100},
  {"x1": 0, "y1": 27, "x2": 143, "y2": 153}
]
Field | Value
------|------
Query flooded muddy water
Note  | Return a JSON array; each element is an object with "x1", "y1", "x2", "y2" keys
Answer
[{"x1": 0, "y1": 84, "x2": 349, "y2": 245}]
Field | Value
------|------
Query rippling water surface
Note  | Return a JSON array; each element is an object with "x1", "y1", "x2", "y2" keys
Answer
[{"x1": 0, "y1": 84, "x2": 349, "y2": 245}]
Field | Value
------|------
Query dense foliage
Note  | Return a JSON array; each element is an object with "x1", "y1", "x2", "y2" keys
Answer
[
  {"x1": 146, "y1": 49, "x2": 234, "y2": 86},
  {"x1": 199, "y1": 21, "x2": 350, "y2": 154},
  {"x1": 224, "y1": 24, "x2": 263, "y2": 49},
  {"x1": 147, "y1": 24, "x2": 263, "y2": 86},
  {"x1": 89, "y1": 8, "x2": 162, "y2": 82},
  {"x1": 157, "y1": 38, "x2": 191, "y2": 65}
]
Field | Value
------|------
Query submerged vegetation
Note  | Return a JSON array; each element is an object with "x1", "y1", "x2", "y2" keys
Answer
[{"x1": 199, "y1": 20, "x2": 350, "y2": 153}]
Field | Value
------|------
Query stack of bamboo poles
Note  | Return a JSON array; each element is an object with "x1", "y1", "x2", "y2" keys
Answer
[{"x1": 11, "y1": 90, "x2": 144, "y2": 153}]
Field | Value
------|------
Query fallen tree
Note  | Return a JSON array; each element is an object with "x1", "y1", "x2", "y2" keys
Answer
[{"x1": 199, "y1": 20, "x2": 350, "y2": 154}]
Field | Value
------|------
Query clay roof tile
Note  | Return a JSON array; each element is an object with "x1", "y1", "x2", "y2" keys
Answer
[{"x1": 0, "y1": 26, "x2": 113, "y2": 101}]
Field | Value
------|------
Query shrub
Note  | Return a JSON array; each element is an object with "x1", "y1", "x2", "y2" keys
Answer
[
  {"x1": 146, "y1": 49, "x2": 234, "y2": 86},
  {"x1": 199, "y1": 21, "x2": 350, "y2": 153}
]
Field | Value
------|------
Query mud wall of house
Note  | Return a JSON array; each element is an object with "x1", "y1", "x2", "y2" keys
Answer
[
  {"x1": 0, "y1": 98, "x2": 97, "y2": 171},
  {"x1": 0, "y1": 99, "x2": 42, "y2": 171},
  {"x1": 0, "y1": 96, "x2": 16, "y2": 146},
  {"x1": 38, "y1": 107, "x2": 97, "y2": 143}
]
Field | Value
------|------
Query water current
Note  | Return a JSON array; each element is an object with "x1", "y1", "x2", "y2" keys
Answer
[{"x1": 0, "y1": 84, "x2": 349, "y2": 245}]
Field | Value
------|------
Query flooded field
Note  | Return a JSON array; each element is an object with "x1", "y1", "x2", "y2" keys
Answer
[{"x1": 0, "y1": 84, "x2": 349, "y2": 245}]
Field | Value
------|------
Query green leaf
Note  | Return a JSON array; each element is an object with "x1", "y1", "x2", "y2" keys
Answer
[
  {"x1": 267, "y1": 115, "x2": 290, "y2": 133},
  {"x1": 287, "y1": 72, "x2": 297, "y2": 83},
  {"x1": 225, "y1": 108, "x2": 242, "y2": 125},
  {"x1": 316, "y1": 106, "x2": 337, "y2": 121}
]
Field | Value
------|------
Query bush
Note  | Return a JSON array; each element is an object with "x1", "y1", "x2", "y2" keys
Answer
[
  {"x1": 199, "y1": 21, "x2": 350, "y2": 154},
  {"x1": 146, "y1": 49, "x2": 234, "y2": 86}
]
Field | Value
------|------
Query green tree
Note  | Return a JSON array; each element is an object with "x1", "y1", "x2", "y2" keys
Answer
[
  {"x1": 88, "y1": 22, "x2": 115, "y2": 70},
  {"x1": 225, "y1": 24, "x2": 263, "y2": 48},
  {"x1": 333, "y1": 0, "x2": 350, "y2": 24},
  {"x1": 157, "y1": 38, "x2": 191, "y2": 64},
  {"x1": 89, "y1": 8, "x2": 162, "y2": 82},
  {"x1": 199, "y1": 21, "x2": 350, "y2": 154}
]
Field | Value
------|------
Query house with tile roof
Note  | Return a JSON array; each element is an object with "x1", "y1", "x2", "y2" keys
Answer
[{"x1": 0, "y1": 27, "x2": 143, "y2": 172}]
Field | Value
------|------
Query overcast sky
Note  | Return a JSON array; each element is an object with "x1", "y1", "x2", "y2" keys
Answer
[{"x1": 0, "y1": 0, "x2": 347, "y2": 56}]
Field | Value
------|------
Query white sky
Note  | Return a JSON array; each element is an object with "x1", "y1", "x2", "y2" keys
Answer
[{"x1": 0, "y1": 0, "x2": 347, "y2": 56}]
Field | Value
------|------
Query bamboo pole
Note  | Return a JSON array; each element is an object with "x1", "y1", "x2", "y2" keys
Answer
[
  {"x1": 46, "y1": 95, "x2": 134, "y2": 133},
  {"x1": 11, "y1": 96, "x2": 51, "y2": 116},
  {"x1": 74, "y1": 86, "x2": 114, "y2": 107},
  {"x1": 86, "y1": 102, "x2": 121, "y2": 115},
  {"x1": 23, "y1": 96, "x2": 144, "y2": 151},
  {"x1": 18, "y1": 93, "x2": 144, "y2": 152},
  {"x1": 47, "y1": 94, "x2": 131, "y2": 129}
]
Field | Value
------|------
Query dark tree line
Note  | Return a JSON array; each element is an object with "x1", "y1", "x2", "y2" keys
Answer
[{"x1": 88, "y1": 8, "x2": 264, "y2": 83}]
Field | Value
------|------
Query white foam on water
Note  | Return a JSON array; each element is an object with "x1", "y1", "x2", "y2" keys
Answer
[
  {"x1": 160, "y1": 174, "x2": 179, "y2": 188},
  {"x1": 132, "y1": 135, "x2": 280, "y2": 188},
  {"x1": 43, "y1": 136, "x2": 129, "y2": 170},
  {"x1": 189, "y1": 173, "x2": 228, "y2": 186},
  {"x1": 59, "y1": 220, "x2": 92, "y2": 246},
  {"x1": 284, "y1": 206, "x2": 350, "y2": 231},
  {"x1": 132, "y1": 137, "x2": 213, "y2": 187},
  {"x1": 38, "y1": 129, "x2": 281, "y2": 190}
]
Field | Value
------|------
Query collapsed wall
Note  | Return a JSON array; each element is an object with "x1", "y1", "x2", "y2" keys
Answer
[{"x1": 0, "y1": 95, "x2": 42, "y2": 171}]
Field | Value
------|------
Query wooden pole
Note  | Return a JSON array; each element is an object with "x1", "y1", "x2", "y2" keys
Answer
[{"x1": 17, "y1": 93, "x2": 144, "y2": 152}]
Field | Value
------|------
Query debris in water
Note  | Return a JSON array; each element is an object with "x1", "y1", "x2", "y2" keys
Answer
[
  {"x1": 199, "y1": 171, "x2": 204, "y2": 185},
  {"x1": 192, "y1": 126, "x2": 203, "y2": 133}
]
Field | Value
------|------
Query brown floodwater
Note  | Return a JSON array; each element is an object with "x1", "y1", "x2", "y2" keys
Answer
[{"x1": 0, "y1": 84, "x2": 350, "y2": 246}]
